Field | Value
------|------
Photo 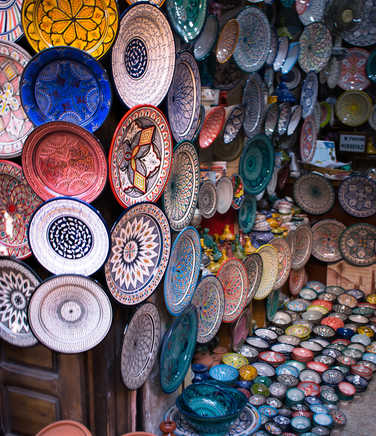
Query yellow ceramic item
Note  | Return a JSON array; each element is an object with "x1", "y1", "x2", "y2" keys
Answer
[
  {"x1": 222, "y1": 352, "x2": 248, "y2": 369},
  {"x1": 239, "y1": 364, "x2": 257, "y2": 381}
]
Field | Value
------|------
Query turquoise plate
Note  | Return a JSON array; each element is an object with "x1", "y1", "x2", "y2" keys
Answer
[
  {"x1": 239, "y1": 195, "x2": 256, "y2": 233},
  {"x1": 267, "y1": 289, "x2": 280, "y2": 322}
]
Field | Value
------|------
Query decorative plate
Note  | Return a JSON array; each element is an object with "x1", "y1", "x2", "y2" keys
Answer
[
  {"x1": 0, "y1": 0, "x2": 23, "y2": 41},
  {"x1": 270, "y1": 237, "x2": 292, "y2": 290},
  {"x1": 289, "y1": 267, "x2": 306, "y2": 296},
  {"x1": 267, "y1": 289, "x2": 280, "y2": 321},
  {"x1": 339, "y1": 223, "x2": 376, "y2": 266},
  {"x1": 327, "y1": 56, "x2": 341, "y2": 89},
  {"x1": 20, "y1": 46, "x2": 111, "y2": 132},
  {"x1": 291, "y1": 224, "x2": 313, "y2": 270},
  {"x1": 217, "y1": 258, "x2": 249, "y2": 323},
  {"x1": 164, "y1": 227, "x2": 201, "y2": 317},
  {"x1": 194, "y1": 15, "x2": 218, "y2": 61},
  {"x1": 28, "y1": 274, "x2": 112, "y2": 353},
  {"x1": 306, "y1": 280, "x2": 326, "y2": 293},
  {"x1": 198, "y1": 180, "x2": 217, "y2": 219},
  {"x1": 22, "y1": 121, "x2": 107, "y2": 203},
  {"x1": 239, "y1": 195, "x2": 256, "y2": 234},
  {"x1": 163, "y1": 141, "x2": 199, "y2": 232},
  {"x1": 112, "y1": 3, "x2": 174, "y2": 109},
  {"x1": 223, "y1": 105, "x2": 244, "y2": 145},
  {"x1": 231, "y1": 174, "x2": 245, "y2": 210},
  {"x1": 266, "y1": 27, "x2": 278, "y2": 66},
  {"x1": 28, "y1": 197, "x2": 109, "y2": 275},
  {"x1": 126, "y1": 0, "x2": 165, "y2": 5},
  {"x1": 166, "y1": 0, "x2": 207, "y2": 43},
  {"x1": 232, "y1": 307, "x2": 251, "y2": 351},
  {"x1": 0, "y1": 41, "x2": 33, "y2": 158},
  {"x1": 343, "y1": 0, "x2": 376, "y2": 46},
  {"x1": 36, "y1": 420, "x2": 92, "y2": 436},
  {"x1": 320, "y1": 101, "x2": 332, "y2": 128},
  {"x1": 324, "y1": 0, "x2": 363, "y2": 35},
  {"x1": 278, "y1": 67, "x2": 301, "y2": 91},
  {"x1": 243, "y1": 253, "x2": 263, "y2": 305},
  {"x1": 216, "y1": 19, "x2": 239, "y2": 64},
  {"x1": 293, "y1": 173, "x2": 335, "y2": 215},
  {"x1": 22, "y1": 0, "x2": 117, "y2": 58},
  {"x1": 264, "y1": 103, "x2": 279, "y2": 137},
  {"x1": 105, "y1": 202, "x2": 170, "y2": 306},
  {"x1": 335, "y1": 90, "x2": 372, "y2": 127},
  {"x1": 281, "y1": 42, "x2": 300, "y2": 75},
  {"x1": 254, "y1": 244, "x2": 278, "y2": 300},
  {"x1": 239, "y1": 134, "x2": 274, "y2": 196},
  {"x1": 168, "y1": 51, "x2": 201, "y2": 143},
  {"x1": 0, "y1": 257, "x2": 40, "y2": 347},
  {"x1": 298, "y1": 0, "x2": 326, "y2": 25},
  {"x1": 233, "y1": 6, "x2": 271, "y2": 73},
  {"x1": 216, "y1": 176, "x2": 233, "y2": 215},
  {"x1": 298, "y1": 22, "x2": 332, "y2": 74},
  {"x1": 368, "y1": 104, "x2": 376, "y2": 130},
  {"x1": 287, "y1": 105, "x2": 302, "y2": 136},
  {"x1": 0, "y1": 160, "x2": 42, "y2": 259},
  {"x1": 109, "y1": 105, "x2": 172, "y2": 208},
  {"x1": 338, "y1": 48, "x2": 370, "y2": 91},
  {"x1": 199, "y1": 106, "x2": 225, "y2": 149},
  {"x1": 311, "y1": 219, "x2": 345, "y2": 263},
  {"x1": 273, "y1": 36, "x2": 289, "y2": 72},
  {"x1": 243, "y1": 73, "x2": 267, "y2": 138},
  {"x1": 121, "y1": 303, "x2": 160, "y2": 390},
  {"x1": 191, "y1": 275, "x2": 224, "y2": 344},
  {"x1": 160, "y1": 304, "x2": 197, "y2": 393},
  {"x1": 277, "y1": 103, "x2": 291, "y2": 136},
  {"x1": 213, "y1": 134, "x2": 244, "y2": 163},
  {"x1": 222, "y1": 352, "x2": 248, "y2": 369},
  {"x1": 338, "y1": 175, "x2": 376, "y2": 218},
  {"x1": 299, "y1": 115, "x2": 317, "y2": 162},
  {"x1": 300, "y1": 72, "x2": 318, "y2": 119}
]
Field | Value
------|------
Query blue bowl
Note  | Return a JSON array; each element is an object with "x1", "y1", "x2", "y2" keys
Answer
[{"x1": 209, "y1": 364, "x2": 239, "y2": 385}]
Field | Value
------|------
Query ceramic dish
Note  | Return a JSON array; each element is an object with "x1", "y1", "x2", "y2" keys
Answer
[
  {"x1": 216, "y1": 19, "x2": 239, "y2": 64},
  {"x1": 289, "y1": 268, "x2": 307, "y2": 296},
  {"x1": 243, "y1": 252, "x2": 263, "y2": 305},
  {"x1": 311, "y1": 219, "x2": 345, "y2": 262},
  {"x1": 327, "y1": 56, "x2": 341, "y2": 89},
  {"x1": 266, "y1": 27, "x2": 278, "y2": 66},
  {"x1": 320, "y1": 102, "x2": 332, "y2": 128},
  {"x1": 198, "y1": 180, "x2": 217, "y2": 219},
  {"x1": 264, "y1": 103, "x2": 279, "y2": 137},
  {"x1": 343, "y1": 0, "x2": 376, "y2": 46},
  {"x1": 267, "y1": 289, "x2": 280, "y2": 322},
  {"x1": 277, "y1": 67, "x2": 301, "y2": 91},
  {"x1": 223, "y1": 105, "x2": 244, "y2": 145},
  {"x1": 213, "y1": 134, "x2": 244, "y2": 163},
  {"x1": 216, "y1": 176, "x2": 233, "y2": 215},
  {"x1": 273, "y1": 36, "x2": 289, "y2": 72},
  {"x1": 238, "y1": 194, "x2": 256, "y2": 234},
  {"x1": 243, "y1": 73, "x2": 267, "y2": 138},
  {"x1": 368, "y1": 104, "x2": 376, "y2": 130},
  {"x1": 300, "y1": 72, "x2": 318, "y2": 119},
  {"x1": 254, "y1": 244, "x2": 279, "y2": 300},
  {"x1": 335, "y1": 90, "x2": 372, "y2": 127},
  {"x1": 299, "y1": 115, "x2": 317, "y2": 162},
  {"x1": 339, "y1": 223, "x2": 376, "y2": 267},
  {"x1": 287, "y1": 105, "x2": 302, "y2": 136},
  {"x1": 281, "y1": 42, "x2": 300, "y2": 75},
  {"x1": 298, "y1": 0, "x2": 326, "y2": 25},
  {"x1": 366, "y1": 49, "x2": 376, "y2": 83},
  {"x1": 277, "y1": 103, "x2": 291, "y2": 136},
  {"x1": 193, "y1": 15, "x2": 218, "y2": 61},
  {"x1": 36, "y1": 420, "x2": 92, "y2": 436},
  {"x1": 199, "y1": 106, "x2": 226, "y2": 149},
  {"x1": 338, "y1": 175, "x2": 376, "y2": 218},
  {"x1": 0, "y1": 0, "x2": 23, "y2": 42},
  {"x1": 270, "y1": 237, "x2": 292, "y2": 290},
  {"x1": 232, "y1": 307, "x2": 251, "y2": 351},
  {"x1": 338, "y1": 48, "x2": 370, "y2": 91},
  {"x1": 291, "y1": 224, "x2": 313, "y2": 270},
  {"x1": 127, "y1": 0, "x2": 165, "y2": 5}
]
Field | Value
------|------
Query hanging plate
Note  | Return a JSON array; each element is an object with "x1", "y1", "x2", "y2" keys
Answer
[
  {"x1": 121, "y1": 303, "x2": 161, "y2": 390},
  {"x1": 28, "y1": 274, "x2": 112, "y2": 353},
  {"x1": 198, "y1": 180, "x2": 217, "y2": 219},
  {"x1": 289, "y1": 267, "x2": 306, "y2": 296},
  {"x1": 339, "y1": 223, "x2": 376, "y2": 267},
  {"x1": 338, "y1": 48, "x2": 370, "y2": 91},
  {"x1": 232, "y1": 307, "x2": 251, "y2": 352},
  {"x1": 193, "y1": 15, "x2": 218, "y2": 62},
  {"x1": 0, "y1": 0, "x2": 23, "y2": 42},
  {"x1": 264, "y1": 103, "x2": 279, "y2": 137},
  {"x1": 311, "y1": 219, "x2": 345, "y2": 263},
  {"x1": 343, "y1": 0, "x2": 376, "y2": 46},
  {"x1": 28, "y1": 197, "x2": 110, "y2": 275},
  {"x1": 267, "y1": 289, "x2": 280, "y2": 322},
  {"x1": 105, "y1": 202, "x2": 171, "y2": 306},
  {"x1": 277, "y1": 103, "x2": 291, "y2": 136},
  {"x1": 338, "y1": 175, "x2": 376, "y2": 218},
  {"x1": 243, "y1": 252, "x2": 263, "y2": 305},
  {"x1": 216, "y1": 18, "x2": 239, "y2": 64},
  {"x1": 300, "y1": 115, "x2": 317, "y2": 162},
  {"x1": 223, "y1": 105, "x2": 244, "y2": 144},
  {"x1": 254, "y1": 244, "x2": 278, "y2": 300},
  {"x1": 335, "y1": 90, "x2": 372, "y2": 127},
  {"x1": 199, "y1": 106, "x2": 225, "y2": 149},
  {"x1": 239, "y1": 195, "x2": 257, "y2": 234},
  {"x1": 291, "y1": 224, "x2": 313, "y2": 270},
  {"x1": 243, "y1": 72, "x2": 267, "y2": 138},
  {"x1": 287, "y1": 105, "x2": 302, "y2": 136},
  {"x1": 273, "y1": 36, "x2": 289, "y2": 72},
  {"x1": 270, "y1": 237, "x2": 292, "y2": 290},
  {"x1": 300, "y1": 72, "x2": 318, "y2": 119}
]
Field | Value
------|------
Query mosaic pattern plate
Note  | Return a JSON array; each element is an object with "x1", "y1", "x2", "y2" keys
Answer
[
  {"x1": 243, "y1": 252, "x2": 263, "y2": 305},
  {"x1": 243, "y1": 72, "x2": 267, "y2": 138},
  {"x1": 338, "y1": 175, "x2": 376, "y2": 218},
  {"x1": 160, "y1": 304, "x2": 197, "y2": 393},
  {"x1": 198, "y1": 180, "x2": 217, "y2": 219},
  {"x1": 239, "y1": 195, "x2": 256, "y2": 234},
  {"x1": 105, "y1": 202, "x2": 171, "y2": 306},
  {"x1": 121, "y1": 303, "x2": 160, "y2": 390},
  {"x1": 0, "y1": 257, "x2": 40, "y2": 347},
  {"x1": 339, "y1": 223, "x2": 376, "y2": 267},
  {"x1": 270, "y1": 237, "x2": 292, "y2": 290},
  {"x1": 22, "y1": 121, "x2": 107, "y2": 203},
  {"x1": 299, "y1": 115, "x2": 317, "y2": 162},
  {"x1": 335, "y1": 90, "x2": 372, "y2": 127},
  {"x1": 0, "y1": 0, "x2": 23, "y2": 42},
  {"x1": 0, "y1": 160, "x2": 42, "y2": 259},
  {"x1": 301, "y1": 72, "x2": 318, "y2": 119},
  {"x1": 311, "y1": 219, "x2": 345, "y2": 263},
  {"x1": 168, "y1": 51, "x2": 201, "y2": 143},
  {"x1": 28, "y1": 274, "x2": 112, "y2": 353},
  {"x1": 191, "y1": 275, "x2": 224, "y2": 344},
  {"x1": 277, "y1": 103, "x2": 291, "y2": 136},
  {"x1": 112, "y1": 3, "x2": 175, "y2": 109},
  {"x1": 20, "y1": 46, "x2": 111, "y2": 132},
  {"x1": 217, "y1": 258, "x2": 249, "y2": 323},
  {"x1": 164, "y1": 226, "x2": 201, "y2": 317},
  {"x1": 343, "y1": 0, "x2": 376, "y2": 46},
  {"x1": 28, "y1": 197, "x2": 110, "y2": 275},
  {"x1": 0, "y1": 41, "x2": 33, "y2": 158},
  {"x1": 338, "y1": 48, "x2": 370, "y2": 91},
  {"x1": 109, "y1": 105, "x2": 172, "y2": 208},
  {"x1": 254, "y1": 244, "x2": 278, "y2": 300},
  {"x1": 291, "y1": 224, "x2": 313, "y2": 270}
]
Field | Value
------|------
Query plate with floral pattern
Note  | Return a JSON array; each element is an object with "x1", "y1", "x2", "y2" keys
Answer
[
  {"x1": 338, "y1": 175, "x2": 376, "y2": 218},
  {"x1": 338, "y1": 48, "x2": 370, "y2": 91},
  {"x1": 299, "y1": 115, "x2": 317, "y2": 162},
  {"x1": 270, "y1": 237, "x2": 292, "y2": 290},
  {"x1": 291, "y1": 224, "x2": 313, "y2": 270},
  {"x1": 300, "y1": 72, "x2": 318, "y2": 119},
  {"x1": 311, "y1": 219, "x2": 346, "y2": 262},
  {"x1": 339, "y1": 223, "x2": 376, "y2": 267},
  {"x1": 254, "y1": 244, "x2": 279, "y2": 300}
]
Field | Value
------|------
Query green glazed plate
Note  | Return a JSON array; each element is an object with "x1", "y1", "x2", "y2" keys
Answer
[{"x1": 167, "y1": 0, "x2": 207, "y2": 43}]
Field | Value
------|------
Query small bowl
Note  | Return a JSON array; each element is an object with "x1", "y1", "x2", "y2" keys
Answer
[
  {"x1": 209, "y1": 364, "x2": 239, "y2": 385},
  {"x1": 348, "y1": 314, "x2": 369, "y2": 326},
  {"x1": 271, "y1": 311, "x2": 292, "y2": 328},
  {"x1": 239, "y1": 344, "x2": 259, "y2": 363}
]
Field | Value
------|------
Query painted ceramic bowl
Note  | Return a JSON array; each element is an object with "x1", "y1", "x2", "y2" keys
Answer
[{"x1": 209, "y1": 364, "x2": 239, "y2": 385}]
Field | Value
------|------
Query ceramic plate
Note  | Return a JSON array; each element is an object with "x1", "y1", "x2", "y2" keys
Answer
[
  {"x1": 298, "y1": 0, "x2": 326, "y2": 25},
  {"x1": 270, "y1": 237, "x2": 292, "y2": 290},
  {"x1": 20, "y1": 46, "x2": 111, "y2": 132},
  {"x1": 289, "y1": 267, "x2": 307, "y2": 296},
  {"x1": 273, "y1": 36, "x2": 289, "y2": 72},
  {"x1": 343, "y1": 0, "x2": 376, "y2": 46},
  {"x1": 121, "y1": 303, "x2": 160, "y2": 390},
  {"x1": 239, "y1": 195, "x2": 256, "y2": 234},
  {"x1": 216, "y1": 18, "x2": 239, "y2": 64},
  {"x1": 198, "y1": 180, "x2": 217, "y2": 219},
  {"x1": 367, "y1": 49, "x2": 376, "y2": 83},
  {"x1": 299, "y1": 115, "x2": 317, "y2": 162},
  {"x1": 163, "y1": 141, "x2": 199, "y2": 232},
  {"x1": 277, "y1": 103, "x2": 291, "y2": 136},
  {"x1": 277, "y1": 67, "x2": 301, "y2": 91},
  {"x1": 0, "y1": 160, "x2": 42, "y2": 259},
  {"x1": 36, "y1": 420, "x2": 92, "y2": 436},
  {"x1": 254, "y1": 244, "x2": 278, "y2": 300},
  {"x1": 109, "y1": 105, "x2": 172, "y2": 208},
  {"x1": 335, "y1": 90, "x2": 372, "y2": 127},
  {"x1": 194, "y1": 15, "x2": 218, "y2": 61},
  {"x1": 105, "y1": 202, "x2": 170, "y2": 306},
  {"x1": 293, "y1": 173, "x2": 335, "y2": 215},
  {"x1": 267, "y1": 289, "x2": 280, "y2": 321},
  {"x1": 112, "y1": 3, "x2": 175, "y2": 109},
  {"x1": 266, "y1": 27, "x2": 278, "y2": 66},
  {"x1": 0, "y1": 257, "x2": 40, "y2": 347},
  {"x1": 243, "y1": 253, "x2": 263, "y2": 305},
  {"x1": 191, "y1": 275, "x2": 224, "y2": 344},
  {"x1": 22, "y1": 121, "x2": 107, "y2": 203},
  {"x1": 0, "y1": 0, "x2": 23, "y2": 41},
  {"x1": 287, "y1": 105, "x2": 302, "y2": 136},
  {"x1": 327, "y1": 56, "x2": 341, "y2": 89},
  {"x1": 199, "y1": 106, "x2": 226, "y2": 149},
  {"x1": 0, "y1": 41, "x2": 33, "y2": 158},
  {"x1": 339, "y1": 223, "x2": 376, "y2": 267},
  {"x1": 216, "y1": 176, "x2": 233, "y2": 214},
  {"x1": 29, "y1": 197, "x2": 109, "y2": 275},
  {"x1": 213, "y1": 134, "x2": 244, "y2": 163},
  {"x1": 231, "y1": 174, "x2": 245, "y2": 210},
  {"x1": 281, "y1": 42, "x2": 300, "y2": 74},
  {"x1": 166, "y1": 0, "x2": 207, "y2": 42},
  {"x1": 291, "y1": 224, "x2": 313, "y2": 270},
  {"x1": 223, "y1": 105, "x2": 244, "y2": 145},
  {"x1": 300, "y1": 72, "x2": 318, "y2": 119},
  {"x1": 217, "y1": 258, "x2": 249, "y2": 323},
  {"x1": 338, "y1": 48, "x2": 370, "y2": 91},
  {"x1": 232, "y1": 307, "x2": 251, "y2": 351},
  {"x1": 264, "y1": 103, "x2": 279, "y2": 137},
  {"x1": 338, "y1": 175, "x2": 376, "y2": 218},
  {"x1": 160, "y1": 304, "x2": 197, "y2": 393},
  {"x1": 243, "y1": 73, "x2": 267, "y2": 138},
  {"x1": 368, "y1": 104, "x2": 376, "y2": 130},
  {"x1": 311, "y1": 219, "x2": 345, "y2": 263}
]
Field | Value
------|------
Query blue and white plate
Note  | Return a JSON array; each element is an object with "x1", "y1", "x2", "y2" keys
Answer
[
  {"x1": 281, "y1": 42, "x2": 300, "y2": 74},
  {"x1": 193, "y1": 14, "x2": 218, "y2": 61},
  {"x1": 239, "y1": 195, "x2": 257, "y2": 233},
  {"x1": 243, "y1": 73, "x2": 268, "y2": 138},
  {"x1": 277, "y1": 103, "x2": 291, "y2": 135},
  {"x1": 300, "y1": 72, "x2": 318, "y2": 119},
  {"x1": 264, "y1": 103, "x2": 279, "y2": 137},
  {"x1": 287, "y1": 105, "x2": 302, "y2": 136},
  {"x1": 273, "y1": 36, "x2": 289, "y2": 72},
  {"x1": 266, "y1": 27, "x2": 278, "y2": 66}
]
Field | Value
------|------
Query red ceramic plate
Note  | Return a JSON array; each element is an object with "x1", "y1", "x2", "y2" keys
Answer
[
  {"x1": 312, "y1": 300, "x2": 333, "y2": 311},
  {"x1": 338, "y1": 381, "x2": 356, "y2": 396},
  {"x1": 297, "y1": 381, "x2": 320, "y2": 396},
  {"x1": 306, "y1": 361, "x2": 328, "y2": 373},
  {"x1": 36, "y1": 420, "x2": 92, "y2": 436},
  {"x1": 22, "y1": 122, "x2": 107, "y2": 202},
  {"x1": 292, "y1": 347, "x2": 314, "y2": 363},
  {"x1": 321, "y1": 316, "x2": 344, "y2": 330},
  {"x1": 199, "y1": 106, "x2": 225, "y2": 149}
]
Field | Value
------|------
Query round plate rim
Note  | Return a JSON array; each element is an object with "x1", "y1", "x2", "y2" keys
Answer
[
  {"x1": 291, "y1": 224, "x2": 313, "y2": 270},
  {"x1": 311, "y1": 219, "x2": 346, "y2": 263}
]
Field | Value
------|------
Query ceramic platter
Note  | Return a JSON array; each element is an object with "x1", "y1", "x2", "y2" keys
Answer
[
  {"x1": 291, "y1": 224, "x2": 313, "y2": 270},
  {"x1": 339, "y1": 223, "x2": 376, "y2": 267},
  {"x1": 243, "y1": 73, "x2": 267, "y2": 138},
  {"x1": 20, "y1": 46, "x2": 111, "y2": 132},
  {"x1": 105, "y1": 202, "x2": 171, "y2": 305},
  {"x1": 216, "y1": 19, "x2": 239, "y2": 64},
  {"x1": 191, "y1": 275, "x2": 224, "y2": 344},
  {"x1": 273, "y1": 36, "x2": 289, "y2": 72},
  {"x1": 121, "y1": 303, "x2": 160, "y2": 390},
  {"x1": 198, "y1": 180, "x2": 217, "y2": 219},
  {"x1": 278, "y1": 103, "x2": 291, "y2": 136},
  {"x1": 298, "y1": 0, "x2": 326, "y2": 25},
  {"x1": 300, "y1": 115, "x2": 317, "y2": 162},
  {"x1": 193, "y1": 14, "x2": 218, "y2": 61},
  {"x1": 293, "y1": 173, "x2": 335, "y2": 215},
  {"x1": 164, "y1": 226, "x2": 201, "y2": 317},
  {"x1": 239, "y1": 195, "x2": 256, "y2": 234},
  {"x1": 343, "y1": 0, "x2": 376, "y2": 46},
  {"x1": 223, "y1": 105, "x2": 244, "y2": 144},
  {"x1": 216, "y1": 176, "x2": 233, "y2": 215},
  {"x1": 0, "y1": 41, "x2": 33, "y2": 158},
  {"x1": 0, "y1": 257, "x2": 40, "y2": 347},
  {"x1": 311, "y1": 219, "x2": 346, "y2": 263},
  {"x1": 298, "y1": 22, "x2": 331, "y2": 74},
  {"x1": 254, "y1": 244, "x2": 278, "y2": 300},
  {"x1": 109, "y1": 105, "x2": 172, "y2": 208},
  {"x1": 163, "y1": 141, "x2": 199, "y2": 232},
  {"x1": 232, "y1": 307, "x2": 251, "y2": 352},
  {"x1": 160, "y1": 304, "x2": 197, "y2": 393},
  {"x1": 217, "y1": 258, "x2": 249, "y2": 323},
  {"x1": 289, "y1": 267, "x2": 306, "y2": 296},
  {"x1": 213, "y1": 134, "x2": 244, "y2": 163},
  {"x1": 112, "y1": 3, "x2": 174, "y2": 109},
  {"x1": 243, "y1": 252, "x2": 263, "y2": 305},
  {"x1": 300, "y1": 72, "x2": 318, "y2": 119},
  {"x1": 264, "y1": 103, "x2": 279, "y2": 137},
  {"x1": 239, "y1": 134, "x2": 274, "y2": 196},
  {"x1": 266, "y1": 27, "x2": 278, "y2": 66},
  {"x1": 270, "y1": 237, "x2": 292, "y2": 290},
  {"x1": 28, "y1": 197, "x2": 110, "y2": 275},
  {"x1": 0, "y1": 0, "x2": 23, "y2": 41},
  {"x1": 0, "y1": 160, "x2": 42, "y2": 259},
  {"x1": 22, "y1": 121, "x2": 107, "y2": 202},
  {"x1": 234, "y1": 6, "x2": 271, "y2": 73},
  {"x1": 335, "y1": 90, "x2": 372, "y2": 127},
  {"x1": 338, "y1": 175, "x2": 376, "y2": 218},
  {"x1": 338, "y1": 48, "x2": 370, "y2": 91},
  {"x1": 266, "y1": 289, "x2": 280, "y2": 322},
  {"x1": 168, "y1": 51, "x2": 201, "y2": 143},
  {"x1": 28, "y1": 274, "x2": 112, "y2": 353},
  {"x1": 199, "y1": 106, "x2": 225, "y2": 149}
]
